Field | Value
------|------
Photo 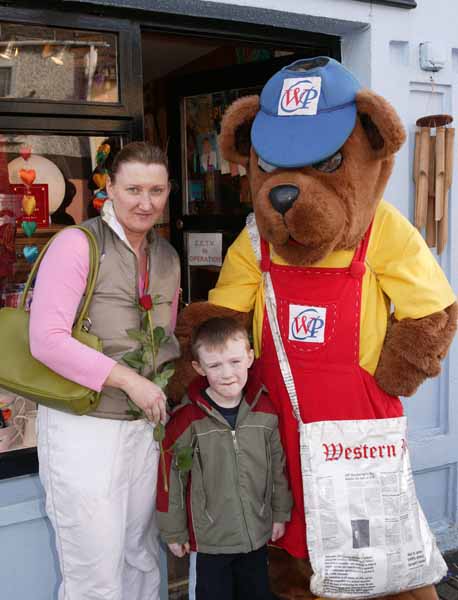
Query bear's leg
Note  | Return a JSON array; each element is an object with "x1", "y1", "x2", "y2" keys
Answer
[
  {"x1": 383, "y1": 585, "x2": 439, "y2": 600},
  {"x1": 268, "y1": 546, "x2": 315, "y2": 600},
  {"x1": 268, "y1": 548, "x2": 439, "y2": 600}
]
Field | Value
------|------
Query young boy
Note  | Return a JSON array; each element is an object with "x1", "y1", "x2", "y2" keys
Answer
[{"x1": 157, "y1": 317, "x2": 292, "y2": 600}]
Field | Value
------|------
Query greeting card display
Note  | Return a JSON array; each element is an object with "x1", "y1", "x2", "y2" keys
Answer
[{"x1": 9, "y1": 184, "x2": 49, "y2": 227}]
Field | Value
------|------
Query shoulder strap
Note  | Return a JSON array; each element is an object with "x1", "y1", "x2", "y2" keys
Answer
[
  {"x1": 246, "y1": 214, "x2": 302, "y2": 422},
  {"x1": 352, "y1": 221, "x2": 373, "y2": 264},
  {"x1": 246, "y1": 212, "x2": 271, "y2": 272},
  {"x1": 20, "y1": 226, "x2": 100, "y2": 333}
]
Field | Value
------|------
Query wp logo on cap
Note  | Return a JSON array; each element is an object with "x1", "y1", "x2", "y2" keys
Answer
[
  {"x1": 251, "y1": 57, "x2": 361, "y2": 169},
  {"x1": 278, "y1": 77, "x2": 321, "y2": 116}
]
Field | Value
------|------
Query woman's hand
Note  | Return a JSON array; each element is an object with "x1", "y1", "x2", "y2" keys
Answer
[
  {"x1": 271, "y1": 522, "x2": 285, "y2": 542},
  {"x1": 168, "y1": 542, "x2": 190, "y2": 558},
  {"x1": 104, "y1": 364, "x2": 167, "y2": 423}
]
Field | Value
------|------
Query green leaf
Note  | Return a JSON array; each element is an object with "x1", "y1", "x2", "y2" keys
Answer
[
  {"x1": 175, "y1": 446, "x2": 194, "y2": 472},
  {"x1": 161, "y1": 361, "x2": 175, "y2": 373},
  {"x1": 152, "y1": 372, "x2": 170, "y2": 390},
  {"x1": 122, "y1": 349, "x2": 144, "y2": 369},
  {"x1": 153, "y1": 327, "x2": 166, "y2": 347},
  {"x1": 153, "y1": 422, "x2": 165, "y2": 442},
  {"x1": 126, "y1": 409, "x2": 142, "y2": 418},
  {"x1": 142, "y1": 349, "x2": 154, "y2": 365},
  {"x1": 126, "y1": 328, "x2": 148, "y2": 343}
]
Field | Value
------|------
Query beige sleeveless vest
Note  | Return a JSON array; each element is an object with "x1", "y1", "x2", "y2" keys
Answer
[{"x1": 82, "y1": 217, "x2": 180, "y2": 420}]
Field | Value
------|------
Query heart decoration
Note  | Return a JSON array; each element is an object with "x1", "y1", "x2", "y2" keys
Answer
[
  {"x1": 93, "y1": 172, "x2": 107, "y2": 189},
  {"x1": 19, "y1": 168, "x2": 36, "y2": 186},
  {"x1": 21, "y1": 221, "x2": 37, "y2": 237},
  {"x1": 20, "y1": 146, "x2": 32, "y2": 161},
  {"x1": 22, "y1": 194, "x2": 36, "y2": 216},
  {"x1": 23, "y1": 245, "x2": 39, "y2": 264}
]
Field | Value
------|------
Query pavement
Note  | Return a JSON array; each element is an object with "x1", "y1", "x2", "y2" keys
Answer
[{"x1": 437, "y1": 551, "x2": 458, "y2": 600}]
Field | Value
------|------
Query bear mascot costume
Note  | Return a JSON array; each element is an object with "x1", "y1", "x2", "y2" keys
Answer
[{"x1": 170, "y1": 57, "x2": 457, "y2": 600}]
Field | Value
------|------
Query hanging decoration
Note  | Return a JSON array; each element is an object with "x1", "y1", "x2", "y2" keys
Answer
[
  {"x1": 16, "y1": 147, "x2": 38, "y2": 264},
  {"x1": 21, "y1": 221, "x2": 37, "y2": 237},
  {"x1": 413, "y1": 113, "x2": 454, "y2": 255},
  {"x1": 91, "y1": 142, "x2": 111, "y2": 212}
]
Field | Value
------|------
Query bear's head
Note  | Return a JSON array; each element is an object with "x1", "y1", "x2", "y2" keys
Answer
[{"x1": 219, "y1": 57, "x2": 406, "y2": 266}]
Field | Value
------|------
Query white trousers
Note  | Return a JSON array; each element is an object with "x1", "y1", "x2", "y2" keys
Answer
[{"x1": 37, "y1": 406, "x2": 161, "y2": 600}]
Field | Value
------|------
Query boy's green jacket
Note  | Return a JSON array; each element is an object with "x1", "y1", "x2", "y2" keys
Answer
[{"x1": 156, "y1": 364, "x2": 292, "y2": 554}]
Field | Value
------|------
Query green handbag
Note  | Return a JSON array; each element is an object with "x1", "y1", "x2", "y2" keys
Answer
[{"x1": 0, "y1": 226, "x2": 103, "y2": 415}]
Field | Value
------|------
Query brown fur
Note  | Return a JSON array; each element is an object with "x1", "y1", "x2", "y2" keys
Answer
[
  {"x1": 223, "y1": 90, "x2": 405, "y2": 267},
  {"x1": 170, "y1": 83, "x2": 457, "y2": 600},
  {"x1": 374, "y1": 303, "x2": 458, "y2": 396}
]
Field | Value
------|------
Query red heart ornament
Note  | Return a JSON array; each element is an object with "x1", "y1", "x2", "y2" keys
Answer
[
  {"x1": 20, "y1": 146, "x2": 32, "y2": 161},
  {"x1": 19, "y1": 169, "x2": 36, "y2": 186}
]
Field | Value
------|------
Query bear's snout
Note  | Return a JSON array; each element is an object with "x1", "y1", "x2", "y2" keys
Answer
[{"x1": 269, "y1": 184, "x2": 300, "y2": 215}]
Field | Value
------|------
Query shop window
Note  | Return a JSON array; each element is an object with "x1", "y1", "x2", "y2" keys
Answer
[{"x1": 0, "y1": 22, "x2": 118, "y2": 103}]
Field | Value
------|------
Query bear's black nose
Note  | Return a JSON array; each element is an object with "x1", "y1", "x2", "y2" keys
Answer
[{"x1": 269, "y1": 185, "x2": 300, "y2": 215}]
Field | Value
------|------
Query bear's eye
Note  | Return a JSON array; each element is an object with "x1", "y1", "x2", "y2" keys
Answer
[
  {"x1": 257, "y1": 156, "x2": 277, "y2": 173},
  {"x1": 312, "y1": 151, "x2": 343, "y2": 173}
]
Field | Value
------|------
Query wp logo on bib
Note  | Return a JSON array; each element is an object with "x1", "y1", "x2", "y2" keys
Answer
[
  {"x1": 278, "y1": 77, "x2": 321, "y2": 116},
  {"x1": 289, "y1": 304, "x2": 326, "y2": 343}
]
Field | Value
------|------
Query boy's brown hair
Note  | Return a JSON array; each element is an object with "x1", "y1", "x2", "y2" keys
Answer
[{"x1": 191, "y1": 317, "x2": 250, "y2": 361}]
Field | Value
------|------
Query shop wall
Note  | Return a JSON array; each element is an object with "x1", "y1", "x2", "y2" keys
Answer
[
  {"x1": 205, "y1": 0, "x2": 458, "y2": 550},
  {"x1": 0, "y1": 475, "x2": 59, "y2": 600}
]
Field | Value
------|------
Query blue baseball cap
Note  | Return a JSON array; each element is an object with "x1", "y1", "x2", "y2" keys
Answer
[{"x1": 251, "y1": 57, "x2": 362, "y2": 169}]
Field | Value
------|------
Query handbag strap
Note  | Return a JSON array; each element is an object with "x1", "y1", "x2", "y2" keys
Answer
[
  {"x1": 20, "y1": 226, "x2": 100, "y2": 333},
  {"x1": 246, "y1": 213, "x2": 303, "y2": 424}
]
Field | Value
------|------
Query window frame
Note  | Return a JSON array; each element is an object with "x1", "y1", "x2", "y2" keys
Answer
[{"x1": 0, "y1": 5, "x2": 143, "y2": 123}]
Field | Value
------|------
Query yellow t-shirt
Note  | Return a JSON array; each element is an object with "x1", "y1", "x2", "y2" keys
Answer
[{"x1": 209, "y1": 200, "x2": 456, "y2": 375}]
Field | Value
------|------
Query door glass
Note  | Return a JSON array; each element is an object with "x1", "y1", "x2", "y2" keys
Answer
[
  {"x1": 0, "y1": 22, "x2": 118, "y2": 103},
  {"x1": 185, "y1": 229, "x2": 240, "y2": 302},
  {"x1": 181, "y1": 87, "x2": 259, "y2": 216}
]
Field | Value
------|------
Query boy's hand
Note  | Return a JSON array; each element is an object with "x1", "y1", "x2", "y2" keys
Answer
[
  {"x1": 168, "y1": 542, "x2": 190, "y2": 558},
  {"x1": 271, "y1": 522, "x2": 285, "y2": 542}
]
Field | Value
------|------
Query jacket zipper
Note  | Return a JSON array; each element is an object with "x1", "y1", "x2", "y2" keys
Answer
[{"x1": 231, "y1": 429, "x2": 253, "y2": 551}]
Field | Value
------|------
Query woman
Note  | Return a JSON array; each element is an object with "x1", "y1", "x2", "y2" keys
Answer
[{"x1": 30, "y1": 142, "x2": 180, "y2": 600}]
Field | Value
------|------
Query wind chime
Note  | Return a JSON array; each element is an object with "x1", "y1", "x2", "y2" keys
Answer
[{"x1": 413, "y1": 113, "x2": 454, "y2": 255}]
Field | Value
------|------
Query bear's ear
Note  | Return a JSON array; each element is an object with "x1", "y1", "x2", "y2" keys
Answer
[
  {"x1": 356, "y1": 89, "x2": 406, "y2": 159},
  {"x1": 219, "y1": 95, "x2": 260, "y2": 167}
]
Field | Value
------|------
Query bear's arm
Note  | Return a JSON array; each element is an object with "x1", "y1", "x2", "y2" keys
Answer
[
  {"x1": 374, "y1": 302, "x2": 458, "y2": 397},
  {"x1": 371, "y1": 203, "x2": 457, "y2": 396}
]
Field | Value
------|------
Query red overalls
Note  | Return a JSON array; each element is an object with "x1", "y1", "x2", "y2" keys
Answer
[{"x1": 258, "y1": 226, "x2": 403, "y2": 559}]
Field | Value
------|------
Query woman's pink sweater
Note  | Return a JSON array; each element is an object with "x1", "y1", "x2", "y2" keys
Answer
[{"x1": 29, "y1": 228, "x2": 179, "y2": 392}]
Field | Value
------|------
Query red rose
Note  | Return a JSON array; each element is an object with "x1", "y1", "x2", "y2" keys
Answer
[{"x1": 139, "y1": 294, "x2": 153, "y2": 311}]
